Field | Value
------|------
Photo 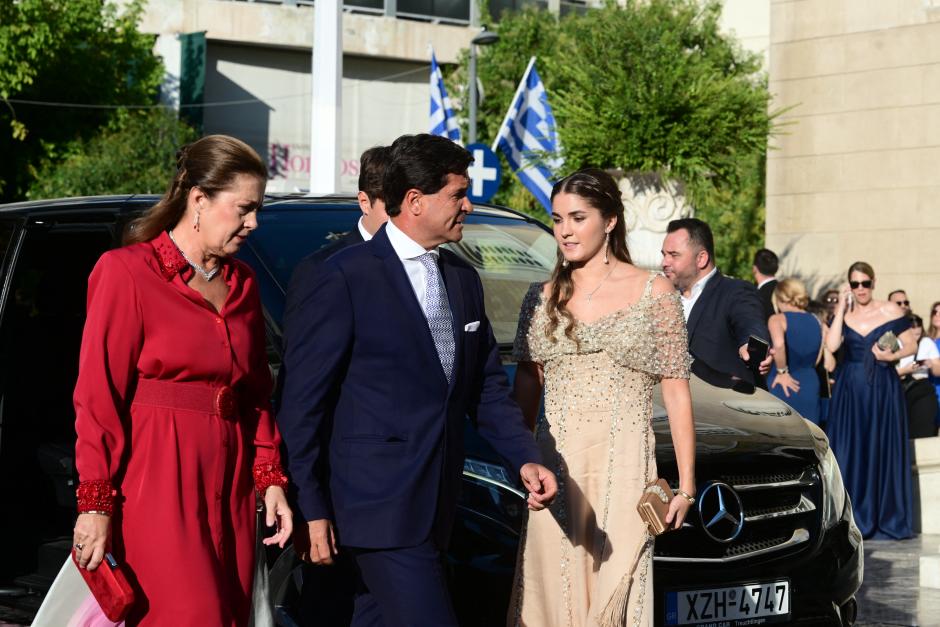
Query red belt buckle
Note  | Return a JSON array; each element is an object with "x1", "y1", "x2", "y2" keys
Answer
[{"x1": 215, "y1": 386, "x2": 236, "y2": 420}]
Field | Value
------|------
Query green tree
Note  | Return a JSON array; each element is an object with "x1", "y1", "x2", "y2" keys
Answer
[
  {"x1": 0, "y1": 0, "x2": 163, "y2": 201},
  {"x1": 28, "y1": 109, "x2": 197, "y2": 199},
  {"x1": 450, "y1": 1, "x2": 776, "y2": 277}
]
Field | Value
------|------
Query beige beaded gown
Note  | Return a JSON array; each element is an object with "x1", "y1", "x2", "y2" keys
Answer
[{"x1": 508, "y1": 273, "x2": 690, "y2": 627}]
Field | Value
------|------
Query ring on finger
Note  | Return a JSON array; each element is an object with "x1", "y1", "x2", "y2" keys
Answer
[{"x1": 74, "y1": 543, "x2": 84, "y2": 550}]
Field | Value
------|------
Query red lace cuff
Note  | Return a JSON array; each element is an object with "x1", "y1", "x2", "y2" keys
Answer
[
  {"x1": 76, "y1": 480, "x2": 117, "y2": 515},
  {"x1": 253, "y1": 462, "x2": 288, "y2": 496}
]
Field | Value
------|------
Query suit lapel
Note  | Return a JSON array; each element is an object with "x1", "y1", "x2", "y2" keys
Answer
[
  {"x1": 686, "y1": 271, "x2": 722, "y2": 339},
  {"x1": 372, "y1": 227, "x2": 444, "y2": 378}
]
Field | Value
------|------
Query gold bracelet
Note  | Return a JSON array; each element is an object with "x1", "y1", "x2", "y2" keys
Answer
[
  {"x1": 79, "y1": 510, "x2": 111, "y2": 517},
  {"x1": 674, "y1": 490, "x2": 696, "y2": 505}
]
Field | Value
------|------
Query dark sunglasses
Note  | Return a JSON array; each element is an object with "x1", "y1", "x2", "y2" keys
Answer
[
  {"x1": 849, "y1": 280, "x2": 872, "y2": 289},
  {"x1": 893, "y1": 299, "x2": 910, "y2": 306}
]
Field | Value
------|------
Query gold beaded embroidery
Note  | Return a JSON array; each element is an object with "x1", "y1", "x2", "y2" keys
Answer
[{"x1": 511, "y1": 272, "x2": 688, "y2": 626}]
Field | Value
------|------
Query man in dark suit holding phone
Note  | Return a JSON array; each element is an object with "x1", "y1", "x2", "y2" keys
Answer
[
  {"x1": 277, "y1": 134, "x2": 556, "y2": 626},
  {"x1": 662, "y1": 218, "x2": 772, "y2": 387}
]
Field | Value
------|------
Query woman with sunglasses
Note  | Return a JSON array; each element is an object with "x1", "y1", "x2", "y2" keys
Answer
[{"x1": 824, "y1": 261, "x2": 918, "y2": 540}]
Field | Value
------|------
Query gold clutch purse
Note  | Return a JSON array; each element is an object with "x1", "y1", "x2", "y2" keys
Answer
[
  {"x1": 637, "y1": 478, "x2": 674, "y2": 536},
  {"x1": 877, "y1": 331, "x2": 900, "y2": 353}
]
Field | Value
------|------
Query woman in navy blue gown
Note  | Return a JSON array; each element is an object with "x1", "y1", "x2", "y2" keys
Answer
[
  {"x1": 768, "y1": 279, "x2": 826, "y2": 424},
  {"x1": 825, "y1": 262, "x2": 918, "y2": 539}
]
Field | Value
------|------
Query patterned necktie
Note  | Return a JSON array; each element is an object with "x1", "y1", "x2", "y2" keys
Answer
[{"x1": 417, "y1": 252, "x2": 456, "y2": 384}]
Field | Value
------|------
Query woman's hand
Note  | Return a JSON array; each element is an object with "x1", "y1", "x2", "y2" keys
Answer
[
  {"x1": 73, "y1": 513, "x2": 111, "y2": 570},
  {"x1": 771, "y1": 372, "x2": 801, "y2": 397},
  {"x1": 665, "y1": 494, "x2": 694, "y2": 530},
  {"x1": 837, "y1": 285, "x2": 853, "y2": 314},
  {"x1": 871, "y1": 344, "x2": 897, "y2": 363},
  {"x1": 262, "y1": 486, "x2": 293, "y2": 548}
]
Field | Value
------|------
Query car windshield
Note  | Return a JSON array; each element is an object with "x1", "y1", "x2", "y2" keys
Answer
[{"x1": 244, "y1": 204, "x2": 556, "y2": 345}]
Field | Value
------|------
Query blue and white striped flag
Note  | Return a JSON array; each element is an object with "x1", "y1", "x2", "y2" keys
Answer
[
  {"x1": 429, "y1": 49, "x2": 462, "y2": 143},
  {"x1": 492, "y1": 57, "x2": 563, "y2": 213}
]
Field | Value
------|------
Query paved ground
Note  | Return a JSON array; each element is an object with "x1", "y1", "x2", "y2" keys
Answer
[
  {"x1": 857, "y1": 534, "x2": 940, "y2": 627},
  {"x1": 4, "y1": 535, "x2": 940, "y2": 626}
]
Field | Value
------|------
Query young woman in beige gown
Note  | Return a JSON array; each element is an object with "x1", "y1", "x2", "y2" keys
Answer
[{"x1": 508, "y1": 169, "x2": 696, "y2": 627}]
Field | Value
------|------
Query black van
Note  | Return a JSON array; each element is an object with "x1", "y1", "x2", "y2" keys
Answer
[{"x1": 0, "y1": 195, "x2": 861, "y2": 626}]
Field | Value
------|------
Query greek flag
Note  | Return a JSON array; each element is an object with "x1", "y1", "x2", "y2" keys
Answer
[
  {"x1": 492, "y1": 57, "x2": 563, "y2": 213},
  {"x1": 429, "y1": 49, "x2": 462, "y2": 143}
]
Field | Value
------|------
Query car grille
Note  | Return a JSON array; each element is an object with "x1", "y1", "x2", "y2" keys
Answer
[{"x1": 655, "y1": 464, "x2": 820, "y2": 563}]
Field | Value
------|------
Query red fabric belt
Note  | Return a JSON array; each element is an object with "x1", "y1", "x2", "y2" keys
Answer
[{"x1": 132, "y1": 379, "x2": 238, "y2": 421}]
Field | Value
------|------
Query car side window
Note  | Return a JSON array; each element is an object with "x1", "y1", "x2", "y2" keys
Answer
[{"x1": 0, "y1": 224, "x2": 115, "y2": 587}]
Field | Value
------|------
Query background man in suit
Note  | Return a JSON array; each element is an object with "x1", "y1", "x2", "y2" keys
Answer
[
  {"x1": 753, "y1": 248, "x2": 779, "y2": 320},
  {"x1": 662, "y1": 218, "x2": 772, "y2": 387},
  {"x1": 888, "y1": 289, "x2": 912, "y2": 315},
  {"x1": 277, "y1": 134, "x2": 557, "y2": 626},
  {"x1": 278, "y1": 144, "x2": 390, "y2": 626}
]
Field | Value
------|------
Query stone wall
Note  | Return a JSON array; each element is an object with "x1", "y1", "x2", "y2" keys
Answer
[{"x1": 766, "y1": 0, "x2": 940, "y2": 316}]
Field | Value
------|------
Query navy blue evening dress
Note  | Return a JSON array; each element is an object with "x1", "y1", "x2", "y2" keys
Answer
[
  {"x1": 768, "y1": 311, "x2": 822, "y2": 423},
  {"x1": 825, "y1": 316, "x2": 913, "y2": 540}
]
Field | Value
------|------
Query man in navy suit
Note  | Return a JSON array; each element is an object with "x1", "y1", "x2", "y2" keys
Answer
[
  {"x1": 661, "y1": 218, "x2": 772, "y2": 387},
  {"x1": 277, "y1": 134, "x2": 556, "y2": 626},
  {"x1": 278, "y1": 145, "x2": 390, "y2": 626}
]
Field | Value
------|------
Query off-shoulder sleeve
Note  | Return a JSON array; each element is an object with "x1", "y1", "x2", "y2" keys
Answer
[
  {"x1": 73, "y1": 252, "x2": 143, "y2": 514},
  {"x1": 512, "y1": 282, "x2": 545, "y2": 364},
  {"x1": 648, "y1": 291, "x2": 691, "y2": 381}
]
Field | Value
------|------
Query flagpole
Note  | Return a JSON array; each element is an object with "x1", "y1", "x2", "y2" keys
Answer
[{"x1": 491, "y1": 56, "x2": 537, "y2": 152}]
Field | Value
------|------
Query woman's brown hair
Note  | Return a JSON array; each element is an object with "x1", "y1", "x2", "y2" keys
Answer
[
  {"x1": 125, "y1": 135, "x2": 267, "y2": 244},
  {"x1": 928, "y1": 301, "x2": 940, "y2": 340},
  {"x1": 546, "y1": 168, "x2": 632, "y2": 344},
  {"x1": 847, "y1": 261, "x2": 875, "y2": 281}
]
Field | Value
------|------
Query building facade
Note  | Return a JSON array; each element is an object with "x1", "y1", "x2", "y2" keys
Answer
[{"x1": 766, "y1": 0, "x2": 940, "y2": 317}]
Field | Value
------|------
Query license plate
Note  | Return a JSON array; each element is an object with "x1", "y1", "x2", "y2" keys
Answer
[{"x1": 665, "y1": 580, "x2": 790, "y2": 626}]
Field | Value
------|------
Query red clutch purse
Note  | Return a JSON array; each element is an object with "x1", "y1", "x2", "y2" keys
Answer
[{"x1": 71, "y1": 550, "x2": 135, "y2": 622}]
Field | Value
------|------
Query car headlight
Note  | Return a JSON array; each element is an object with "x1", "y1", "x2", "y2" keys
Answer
[{"x1": 819, "y1": 444, "x2": 847, "y2": 529}]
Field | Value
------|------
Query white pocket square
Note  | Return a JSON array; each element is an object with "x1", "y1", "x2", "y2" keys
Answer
[{"x1": 464, "y1": 321, "x2": 481, "y2": 332}]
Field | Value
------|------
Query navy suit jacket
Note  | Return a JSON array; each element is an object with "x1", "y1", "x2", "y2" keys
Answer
[
  {"x1": 687, "y1": 271, "x2": 769, "y2": 386},
  {"x1": 757, "y1": 278, "x2": 777, "y2": 321},
  {"x1": 276, "y1": 224, "x2": 540, "y2": 549}
]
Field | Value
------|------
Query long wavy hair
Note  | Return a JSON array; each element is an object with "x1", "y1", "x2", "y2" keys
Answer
[
  {"x1": 545, "y1": 168, "x2": 632, "y2": 344},
  {"x1": 928, "y1": 301, "x2": 940, "y2": 340},
  {"x1": 124, "y1": 135, "x2": 267, "y2": 244}
]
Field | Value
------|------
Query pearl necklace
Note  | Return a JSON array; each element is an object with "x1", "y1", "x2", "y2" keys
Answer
[{"x1": 167, "y1": 230, "x2": 220, "y2": 281}]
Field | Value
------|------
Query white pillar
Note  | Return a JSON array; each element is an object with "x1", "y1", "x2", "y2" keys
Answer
[
  {"x1": 154, "y1": 33, "x2": 182, "y2": 109},
  {"x1": 310, "y1": 1, "x2": 342, "y2": 194}
]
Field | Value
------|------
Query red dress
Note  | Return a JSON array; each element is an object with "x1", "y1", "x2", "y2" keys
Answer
[{"x1": 73, "y1": 231, "x2": 287, "y2": 626}]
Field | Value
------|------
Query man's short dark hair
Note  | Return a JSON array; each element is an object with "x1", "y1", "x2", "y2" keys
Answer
[
  {"x1": 383, "y1": 134, "x2": 473, "y2": 217},
  {"x1": 358, "y1": 145, "x2": 390, "y2": 203},
  {"x1": 667, "y1": 218, "x2": 715, "y2": 265},
  {"x1": 753, "y1": 248, "x2": 779, "y2": 276},
  {"x1": 888, "y1": 289, "x2": 907, "y2": 300}
]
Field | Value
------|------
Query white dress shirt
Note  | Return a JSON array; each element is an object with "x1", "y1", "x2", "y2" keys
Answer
[
  {"x1": 385, "y1": 219, "x2": 442, "y2": 317},
  {"x1": 357, "y1": 217, "x2": 373, "y2": 242},
  {"x1": 757, "y1": 277, "x2": 776, "y2": 290},
  {"x1": 681, "y1": 267, "x2": 718, "y2": 321}
]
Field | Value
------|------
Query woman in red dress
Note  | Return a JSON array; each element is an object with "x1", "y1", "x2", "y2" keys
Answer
[{"x1": 71, "y1": 135, "x2": 292, "y2": 625}]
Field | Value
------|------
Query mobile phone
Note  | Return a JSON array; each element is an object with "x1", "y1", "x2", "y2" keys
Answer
[
  {"x1": 747, "y1": 335, "x2": 769, "y2": 366},
  {"x1": 846, "y1": 292, "x2": 854, "y2": 310}
]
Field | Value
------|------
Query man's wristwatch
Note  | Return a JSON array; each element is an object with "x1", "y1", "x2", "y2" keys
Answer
[{"x1": 777, "y1": 366, "x2": 789, "y2": 374}]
